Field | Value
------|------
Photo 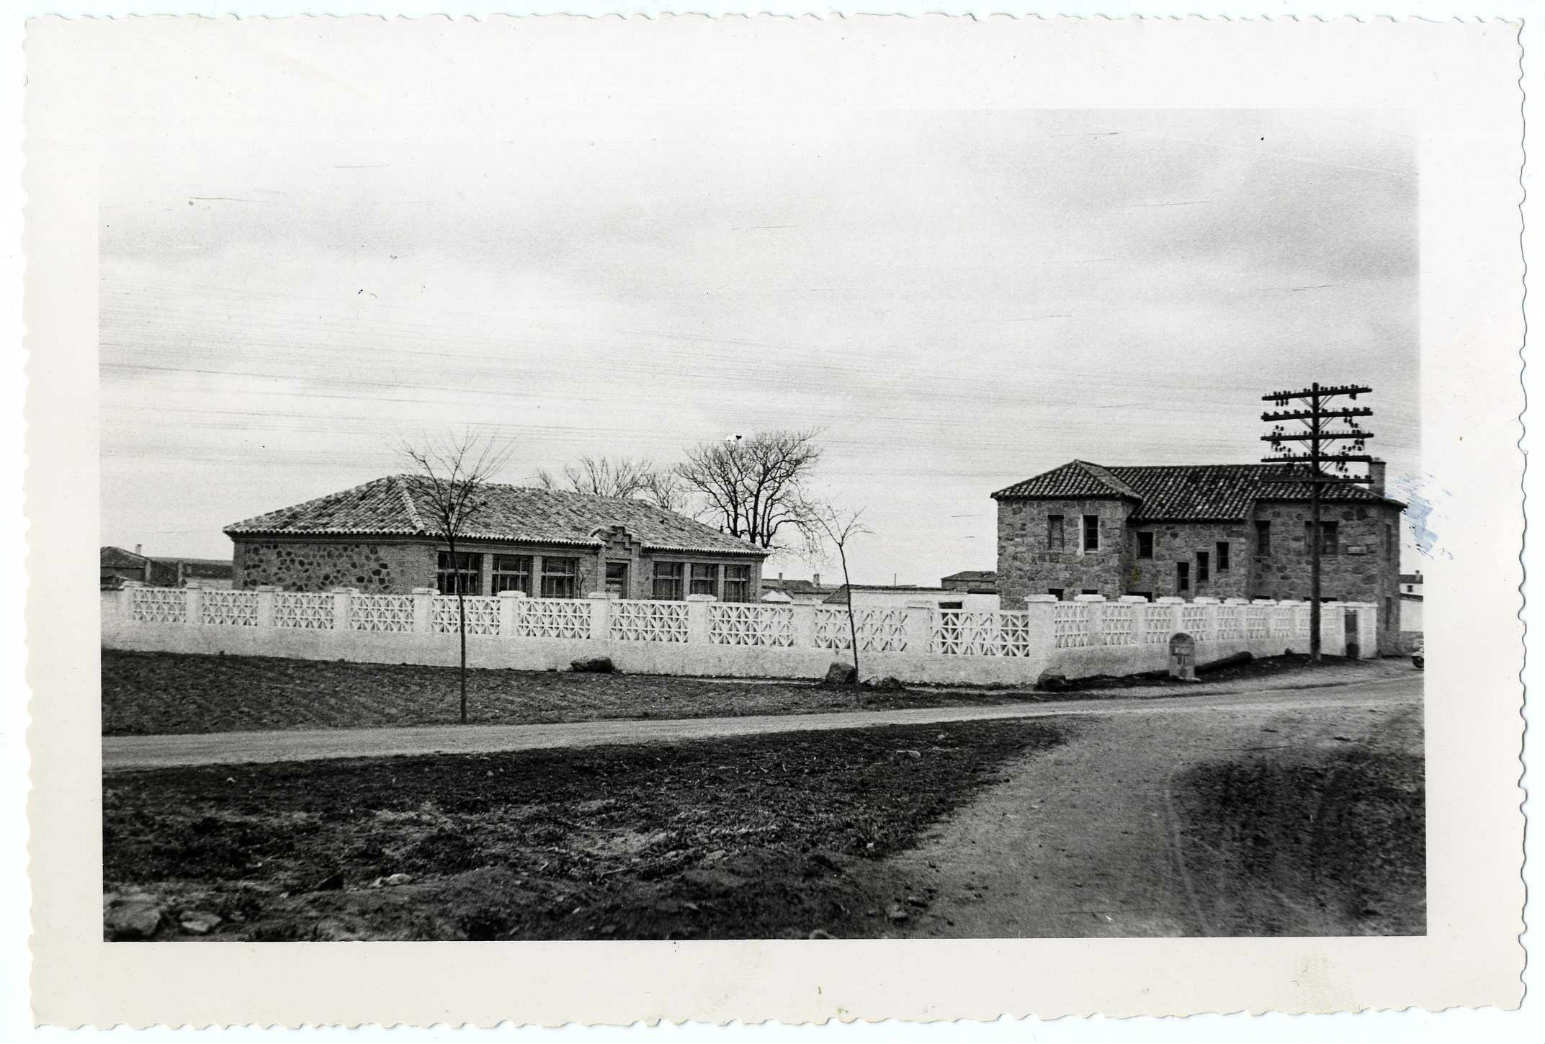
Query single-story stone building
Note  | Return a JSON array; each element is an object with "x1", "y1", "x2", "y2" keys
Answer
[
  {"x1": 225, "y1": 475, "x2": 768, "y2": 601},
  {"x1": 992, "y1": 460, "x2": 1406, "y2": 653}
]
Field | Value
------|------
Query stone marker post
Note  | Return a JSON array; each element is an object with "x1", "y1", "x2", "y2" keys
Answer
[{"x1": 1168, "y1": 632, "x2": 1197, "y2": 681}]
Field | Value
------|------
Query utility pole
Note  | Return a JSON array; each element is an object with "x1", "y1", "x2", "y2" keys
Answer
[{"x1": 1260, "y1": 383, "x2": 1375, "y2": 662}]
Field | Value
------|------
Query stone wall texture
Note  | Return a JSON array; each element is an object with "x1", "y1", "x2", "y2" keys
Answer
[
  {"x1": 234, "y1": 540, "x2": 433, "y2": 592},
  {"x1": 1126, "y1": 521, "x2": 1253, "y2": 601},
  {"x1": 996, "y1": 497, "x2": 1133, "y2": 606}
]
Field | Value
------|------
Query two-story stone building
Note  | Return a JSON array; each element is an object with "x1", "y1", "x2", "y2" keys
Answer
[
  {"x1": 992, "y1": 460, "x2": 1405, "y2": 653},
  {"x1": 225, "y1": 475, "x2": 768, "y2": 601}
]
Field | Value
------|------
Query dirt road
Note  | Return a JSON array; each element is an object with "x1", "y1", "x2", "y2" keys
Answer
[
  {"x1": 888, "y1": 675, "x2": 1423, "y2": 937},
  {"x1": 102, "y1": 671, "x2": 1418, "y2": 772}
]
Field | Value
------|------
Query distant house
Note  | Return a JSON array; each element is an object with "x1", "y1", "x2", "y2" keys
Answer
[
  {"x1": 823, "y1": 584, "x2": 999, "y2": 611},
  {"x1": 759, "y1": 573, "x2": 838, "y2": 604},
  {"x1": 992, "y1": 459, "x2": 1405, "y2": 654},
  {"x1": 224, "y1": 475, "x2": 768, "y2": 601},
  {"x1": 100, "y1": 546, "x2": 233, "y2": 590},
  {"x1": 940, "y1": 569, "x2": 997, "y2": 593},
  {"x1": 1400, "y1": 571, "x2": 1424, "y2": 634}
]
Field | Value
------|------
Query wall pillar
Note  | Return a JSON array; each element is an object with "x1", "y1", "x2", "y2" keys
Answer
[
  {"x1": 184, "y1": 580, "x2": 203, "y2": 627},
  {"x1": 790, "y1": 601, "x2": 817, "y2": 650},
  {"x1": 685, "y1": 593, "x2": 716, "y2": 644},
  {"x1": 588, "y1": 593, "x2": 612, "y2": 642},
  {"x1": 1074, "y1": 593, "x2": 1105, "y2": 645},
  {"x1": 254, "y1": 585, "x2": 277, "y2": 629},
  {"x1": 411, "y1": 587, "x2": 435, "y2": 634},
  {"x1": 903, "y1": 600, "x2": 936, "y2": 655},
  {"x1": 498, "y1": 589, "x2": 525, "y2": 637},
  {"x1": 1023, "y1": 595, "x2": 1059, "y2": 659},
  {"x1": 331, "y1": 587, "x2": 356, "y2": 632}
]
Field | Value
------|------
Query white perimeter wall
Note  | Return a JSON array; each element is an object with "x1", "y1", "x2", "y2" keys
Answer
[{"x1": 102, "y1": 585, "x2": 1376, "y2": 686}]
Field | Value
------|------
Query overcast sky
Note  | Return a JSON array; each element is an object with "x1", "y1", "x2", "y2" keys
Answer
[{"x1": 100, "y1": 103, "x2": 1418, "y2": 584}]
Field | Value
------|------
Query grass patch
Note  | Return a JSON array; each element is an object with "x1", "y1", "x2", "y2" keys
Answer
[
  {"x1": 1170, "y1": 706, "x2": 1425, "y2": 935},
  {"x1": 103, "y1": 718, "x2": 1065, "y2": 940}
]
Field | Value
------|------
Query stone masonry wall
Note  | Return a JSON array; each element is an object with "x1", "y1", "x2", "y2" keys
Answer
[
  {"x1": 996, "y1": 497, "x2": 1132, "y2": 606},
  {"x1": 1248, "y1": 499, "x2": 1403, "y2": 652},
  {"x1": 234, "y1": 539, "x2": 435, "y2": 593},
  {"x1": 1125, "y1": 521, "x2": 1253, "y2": 601}
]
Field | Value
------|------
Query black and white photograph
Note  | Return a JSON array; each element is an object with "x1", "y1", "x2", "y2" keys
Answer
[{"x1": 23, "y1": 13, "x2": 1528, "y2": 1028}]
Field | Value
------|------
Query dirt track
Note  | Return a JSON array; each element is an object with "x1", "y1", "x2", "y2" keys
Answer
[
  {"x1": 103, "y1": 669, "x2": 1417, "y2": 772},
  {"x1": 888, "y1": 679, "x2": 1423, "y2": 937}
]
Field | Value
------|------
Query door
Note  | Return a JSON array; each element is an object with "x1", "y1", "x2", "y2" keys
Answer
[
  {"x1": 1344, "y1": 608, "x2": 1360, "y2": 659},
  {"x1": 605, "y1": 561, "x2": 628, "y2": 598}
]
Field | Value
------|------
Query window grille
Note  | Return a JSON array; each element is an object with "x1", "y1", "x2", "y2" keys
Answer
[
  {"x1": 436, "y1": 551, "x2": 482, "y2": 595},
  {"x1": 652, "y1": 561, "x2": 684, "y2": 601},
  {"x1": 722, "y1": 563, "x2": 751, "y2": 603},
  {"x1": 689, "y1": 563, "x2": 718, "y2": 597},
  {"x1": 492, "y1": 554, "x2": 532, "y2": 595}
]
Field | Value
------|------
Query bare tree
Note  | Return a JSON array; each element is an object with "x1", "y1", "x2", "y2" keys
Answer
[
  {"x1": 805, "y1": 502, "x2": 871, "y2": 701},
  {"x1": 401, "y1": 433, "x2": 513, "y2": 724},
  {"x1": 676, "y1": 429, "x2": 823, "y2": 549},
  {"x1": 536, "y1": 455, "x2": 685, "y2": 510}
]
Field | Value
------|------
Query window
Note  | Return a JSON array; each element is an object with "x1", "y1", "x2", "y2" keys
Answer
[
  {"x1": 1384, "y1": 597, "x2": 1393, "y2": 627},
  {"x1": 1216, "y1": 541, "x2": 1230, "y2": 572},
  {"x1": 540, "y1": 556, "x2": 579, "y2": 598},
  {"x1": 1082, "y1": 515, "x2": 1100, "y2": 552},
  {"x1": 436, "y1": 551, "x2": 482, "y2": 595},
  {"x1": 723, "y1": 564, "x2": 751, "y2": 603},
  {"x1": 1047, "y1": 588, "x2": 1065, "y2": 600},
  {"x1": 1047, "y1": 514, "x2": 1065, "y2": 551},
  {"x1": 652, "y1": 561, "x2": 684, "y2": 600},
  {"x1": 1385, "y1": 524, "x2": 1394, "y2": 556},
  {"x1": 690, "y1": 563, "x2": 718, "y2": 597},
  {"x1": 491, "y1": 554, "x2": 532, "y2": 595},
  {"x1": 1176, "y1": 562, "x2": 1190, "y2": 593},
  {"x1": 1081, "y1": 589, "x2": 1098, "y2": 596},
  {"x1": 1255, "y1": 520, "x2": 1271, "y2": 556},
  {"x1": 1306, "y1": 521, "x2": 1340, "y2": 555},
  {"x1": 1196, "y1": 550, "x2": 1210, "y2": 584},
  {"x1": 1136, "y1": 531, "x2": 1154, "y2": 559}
]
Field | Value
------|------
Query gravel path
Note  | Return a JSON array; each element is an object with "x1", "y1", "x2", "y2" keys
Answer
[{"x1": 102, "y1": 672, "x2": 1419, "y2": 772}]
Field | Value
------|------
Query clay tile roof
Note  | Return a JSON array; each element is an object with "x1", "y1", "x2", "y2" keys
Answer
[
  {"x1": 225, "y1": 475, "x2": 768, "y2": 557},
  {"x1": 994, "y1": 462, "x2": 1403, "y2": 522},
  {"x1": 941, "y1": 570, "x2": 997, "y2": 582}
]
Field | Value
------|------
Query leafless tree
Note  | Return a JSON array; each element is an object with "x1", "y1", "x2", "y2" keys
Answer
[
  {"x1": 676, "y1": 429, "x2": 823, "y2": 549},
  {"x1": 401, "y1": 433, "x2": 513, "y2": 724},
  {"x1": 535, "y1": 455, "x2": 685, "y2": 511},
  {"x1": 805, "y1": 502, "x2": 871, "y2": 700}
]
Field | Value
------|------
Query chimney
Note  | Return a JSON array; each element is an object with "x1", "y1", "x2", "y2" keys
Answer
[
  {"x1": 134, "y1": 543, "x2": 142, "y2": 556},
  {"x1": 813, "y1": 573, "x2": 821, "y2": 587},
  {"x1": 778, "y1": 572, "x2": 784, "y2": 581},
  {"x1": 1368, "y1": 460, "x2": 1387, "y2": 496}
]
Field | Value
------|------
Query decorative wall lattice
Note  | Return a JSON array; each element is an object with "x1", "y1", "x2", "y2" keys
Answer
[
  {"x1": 814, "y1": 608, "x2": 909, "y2": 652},
  {"x1": 513, "y1": 598, "x2": 592, "y2": 640},
  {"x1": 432, "y1": 595, "x2": 501, "y2": 636},
  {"x1": 708, "y1": 603, "x2": 794, "y2": 647},
  {"x1": 1216, "y1": 605, "x2": 1244, "y2": 640},
  {"x1": 1144, "y1": 605, "x2": 1177, "y2": 645},
  {"x1": 131, "y1": 587, "x2": 186, "y2": 624},
  {"x1": 611, "y1": 600, "x2": 689, "y2": 643},
  {"x1": 1052, "y1": 603, "x2": 1092, "y2": 649},
  {"x1": 1294, "y1": 605, "x2": 1312, "y2": 634},
  {"x1": 199, "y1": 589, "x2": 259, "y2": 627},
  {"x1": 933, "y1": 610, "x2": 1033, "y2": 657},
  {"x1": 1100, "y1": 604, "x2": 1137, "y2": 646},
  {"x1": 272, "y1": 591, "x2": 335, "y2": 630},
  {"x1": 1269, "y1": 606, "x2": 1297, "y2": 637},
  {"x1": 349, "y1": 593, "x2": 415, "y2": 633},
  {"x1": 1180, "y1": 605, "x2": 1212, "y2": 640},
  {"x1": 1246, "y1": 606, "x2": 1269, "y2": 640}
]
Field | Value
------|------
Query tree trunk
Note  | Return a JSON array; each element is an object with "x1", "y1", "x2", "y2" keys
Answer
[
  {"x1": 450, "y1": 538, "x2": 468, "y2": 724},
  {"x1": 838, "y1": 544, "x2": 859, "y2": 706}
]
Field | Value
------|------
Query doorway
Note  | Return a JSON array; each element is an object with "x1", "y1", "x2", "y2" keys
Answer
[{"x1": 1344, "y1": 608, "x2": 1360, "y2": 659}]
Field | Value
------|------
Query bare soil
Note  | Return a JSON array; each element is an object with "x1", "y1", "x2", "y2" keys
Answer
[
  {"x1": 890, "y1": 694, "x2": 1423, "y2": 937},
  {"x1": 102, "y1": 719, "x2": 1065, "y2": 941},
  {"x1": 101, "y1": 650, "x2": 1038, "y2": 735},
  {"x1": 101, "y1": 648, "x2": 1399, "y2": 736}
]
